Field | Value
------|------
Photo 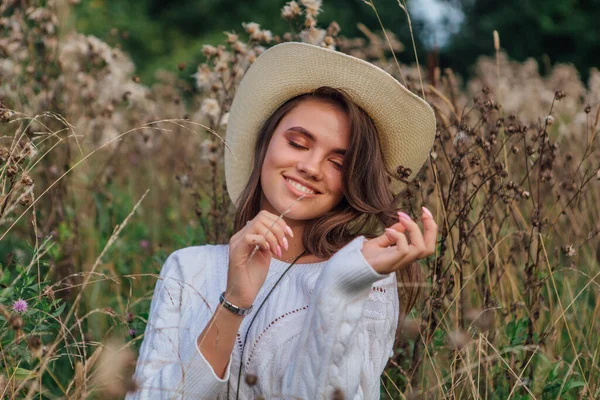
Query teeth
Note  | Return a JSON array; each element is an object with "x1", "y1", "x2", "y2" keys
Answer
[{"x1": 286, "y1": 178, "x2": 316, "y2": 194}]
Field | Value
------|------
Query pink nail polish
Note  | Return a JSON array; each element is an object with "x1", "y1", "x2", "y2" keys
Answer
[
  {"x1": 285, "y1": 226, "x2": 294, "y2": 238},
  {"x1": 277, "y1": 245, "x2": 282, "y2": 258},
  {"x1": 282, "y1": 237, "x2": 289, "y2": 251},
  {"x1": 398, "y1": 212, "x2": 411, "y2": 221},
  {"x1": 422, "y1": 206, "x2": 433, "y2": 218}
]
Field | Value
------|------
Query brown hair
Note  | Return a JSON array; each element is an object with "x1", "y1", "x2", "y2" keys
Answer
[{"x1": 233, "y1": 86, "x2": 423, "y2": 315}]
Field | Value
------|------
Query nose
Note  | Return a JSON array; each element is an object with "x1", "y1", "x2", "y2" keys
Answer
[{"x1": 296, "y1": 152, "x2": 323, "y2": 181}]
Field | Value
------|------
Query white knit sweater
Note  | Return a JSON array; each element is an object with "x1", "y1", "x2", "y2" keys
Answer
[{"x1": 126, "y1": 236, "x2": 399, "y2": 399}]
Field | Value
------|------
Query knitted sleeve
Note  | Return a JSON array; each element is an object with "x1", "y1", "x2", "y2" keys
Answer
[
  {"x1": 281, "y1": 236, "x2": 400, "y2": 399},
  {"x1": 126, "y1": 249, "x2": 230, "y2": 400}
]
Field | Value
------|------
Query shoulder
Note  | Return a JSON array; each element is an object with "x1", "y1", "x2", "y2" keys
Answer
[{"x1": 159, "y1": 243, "x2": 230, "y2": 279}]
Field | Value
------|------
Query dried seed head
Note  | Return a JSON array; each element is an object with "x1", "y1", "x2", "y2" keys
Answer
[
  {"x1": 332, "y1": 388, "x2": 345, "y2": 400},
  {"x1": 27, "y1": 335, "x2": 42, "y2": 353},
  {"x1": 301, "y1": 0, "x2": 322, "y2": 16},
  {"x1": 43, "y1": 285, "x2": 55, "y2": 301},
  {"x1": 9, "y1": 314, "x2": 23, "y2": 330},
  {"x1": 201, "y1": 98, "x2": 221, "y2": 121},
  {"x1": 545, "y1": 115, "x2": 555, "y2": 126},
  {"x1": 327, "y1": 21, "x2": 341, "y2": 37},
  {"x1": 224, "y1": 31, "x2": 238, "y2": 44},
  {"x1": 0, "y1": 147, "x2": 9, "y2": 163},
  {"x1": 395, "y1": 165, "x2": 412, "y2": 181},
  {"x1": 6, "y1": 165, "x2": 17, "y2": 178},
  {"x1": 20, "y1": 173, "x2": 33, "y2": 186},
  {"x1": 92, "y1": 339, "x2": 137, "y2": 398},
  {"x1": 0, "y1": 107, "x2": 13, "y2": 123},
  {"x1": 447, "y1": 329, "x2": 470, "y2": 350},
  {"x1": 202, "y1": 45, "x2": 218, "y2": 57},
  {"x1": 493, "y1": 30, "x2": 500, "y2": 51},
  {"x1": 19, "y1": 193, "x2": 33, "y2": 207},
  {"x1": 465, "y1": 308, "x2": 495, "y2": 332},
  {"x1": 561, "y1": 244, "x2": 576, "y2": 257},
  {"x1": 555, "y1": 90, "x2": 566, "y2": 100},
  {"x1": 260, "y1": 30, "x2": 273, "y2": 43},
  {"x1": 245, "y1": 374, "x2": 258, "y2": 386},
  {"x1": 282, "y1": 1, "x2": 301, "y2": 19},
  {"x1": 242, "y1": 22, "x2": 260, "y2": 35},
  {"x1": 399, "y1": 318, "x2": 421, "y2": 342},
  {"x1": 585, "y1": 105, "x2": 591, "y2": 114}
]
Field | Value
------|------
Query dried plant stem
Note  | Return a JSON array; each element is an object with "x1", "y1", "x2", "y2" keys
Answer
[
  {"x1": 396, "y1": 0, "x2": 425, "y2": 100},
  {"x1": 362, "y1": 0, "x2": 406, "y2": 86},
  {"x1": 538, "y1": 232, "x2": 589, "y2": 391}
]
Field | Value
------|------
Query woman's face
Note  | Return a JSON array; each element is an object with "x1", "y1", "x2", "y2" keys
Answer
[{"x1": 260, "y1": 98, "x2": 351, "y2": 221}]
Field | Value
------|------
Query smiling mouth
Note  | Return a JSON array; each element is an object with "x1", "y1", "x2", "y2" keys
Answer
[{"x1": 284, "y1": 177, "x2": 319, "y2": 196}]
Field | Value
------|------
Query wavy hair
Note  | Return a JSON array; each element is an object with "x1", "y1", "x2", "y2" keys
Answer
[{"x1": 233, "y1": 86, "x2": 423, "y2": 315}]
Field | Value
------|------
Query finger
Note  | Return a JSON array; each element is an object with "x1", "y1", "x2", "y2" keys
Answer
[
  {"x1": 421, "y1": 206, "x2": 438, "y2": 254},
  {"x1": 386, "y1": 220, "x2": 407, "y2": 234},
  {"x1": 256, "y1": 220, "x2": 288, "y2": 252},
  {"x1": 248, "y1": 216, "x2": 285, "y2": 247},
  {"x1": 398, "y1": 212, "x2": 426, "y2": 255},
  {"x1": 258, "y1": 210, "x2": 294, "y2": 238},
  {"x1": 385, "y1": 228, "x2": 409, "y2": 254},
  {"x1": 244, "y1": 233, "x2": 271, "y2": 254},
  {"x1": 369, "y1": 227, "x2": 399, "y2": 248}
]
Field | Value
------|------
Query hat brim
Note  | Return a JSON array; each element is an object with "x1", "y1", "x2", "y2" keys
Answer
[{"x1": 225, "y1": 42, "x2": 436, "y2": 206}]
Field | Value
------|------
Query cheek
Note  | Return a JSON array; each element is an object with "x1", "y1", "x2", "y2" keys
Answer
[{"x1": 328, "y1": 173, "x2": 345, "y2": 200}]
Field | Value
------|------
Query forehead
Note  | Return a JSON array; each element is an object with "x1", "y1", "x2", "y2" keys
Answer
[{"x1": 277, "y1": 99, "x2": 351, "y2": 146}]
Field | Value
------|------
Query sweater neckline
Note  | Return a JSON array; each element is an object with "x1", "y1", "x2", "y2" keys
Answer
[{"x1": 270, "y1": 257, "x2": 328, "y2": 267}]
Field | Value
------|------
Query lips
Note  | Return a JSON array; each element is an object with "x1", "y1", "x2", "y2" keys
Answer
[{"x1": 283, "y1": 175, "x2": 321, "y2": 196}]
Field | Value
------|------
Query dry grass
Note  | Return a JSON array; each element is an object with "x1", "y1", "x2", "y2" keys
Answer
[{"x1": 1, "y1": 0, "x2": 599, "y2": 399}]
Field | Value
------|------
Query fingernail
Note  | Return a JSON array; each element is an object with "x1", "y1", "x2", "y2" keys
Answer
[
  {"x1": 422, "y1": 206, "x2": 433, "y2": 219},
  {"x1": 282, "y1": 237, "x2": 289, "y2": 251},
  {"x1": 385, "y1": 228, "x2": 397, "y2": 236},
  {"x1": 285, "y1": 225, "x2": 294, "y2": 238},
  {"x1": 398, "y1": 212, "x2": 411, "y2": 221},
  {"x1": 277, "y1": 245, "x2": 282, "y2": 258}
]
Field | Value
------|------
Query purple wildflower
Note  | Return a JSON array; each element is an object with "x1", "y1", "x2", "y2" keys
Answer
[
  {"x1": 139, "y1": 240, "x2": 149, "y2": 249},
  {"x1": 12, "y1": 298, "x2": 28, "y2": 313},
  {"x1": 129, "y1": 328, "x2": 136, "y2": 337}
]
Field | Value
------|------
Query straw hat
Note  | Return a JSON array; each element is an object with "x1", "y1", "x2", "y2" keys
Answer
[{"x1": 224, "y1": 42, "x2": 436, "y2": 206}]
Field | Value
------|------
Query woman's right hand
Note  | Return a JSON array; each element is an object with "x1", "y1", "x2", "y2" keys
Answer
[{"x1": 226, "y1": 210, "x2": 294, "y2": 309}]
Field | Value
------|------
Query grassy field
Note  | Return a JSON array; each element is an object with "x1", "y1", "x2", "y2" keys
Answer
[{"x1": 1, "y1": 1, "x2": 599, "y2": 399}]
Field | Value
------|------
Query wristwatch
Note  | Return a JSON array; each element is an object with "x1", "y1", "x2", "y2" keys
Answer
[{"x1": 219, "y1": 292, "x2": 253, "y2": 316}]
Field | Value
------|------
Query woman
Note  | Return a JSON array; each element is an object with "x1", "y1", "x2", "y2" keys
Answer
[{"x1": 127, "y1": 42, "x2": 437, "y2": 399}]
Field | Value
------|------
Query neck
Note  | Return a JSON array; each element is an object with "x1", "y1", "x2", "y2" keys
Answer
[{"x1": 279, "y1": 216, "x2": 307, "y2": 261}]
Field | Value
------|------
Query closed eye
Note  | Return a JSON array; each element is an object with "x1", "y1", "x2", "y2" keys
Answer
[
  {"x1": 288, "y1": 141, "x2": 306, "y2": 150},
  {"x1": 289, "y1": 141, "x2": 343, "y2": 169}
]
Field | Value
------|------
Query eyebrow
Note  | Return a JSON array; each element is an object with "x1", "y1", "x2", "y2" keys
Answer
[{"x1": 287, "y1": 126, "x2": 347, "y2": 156}]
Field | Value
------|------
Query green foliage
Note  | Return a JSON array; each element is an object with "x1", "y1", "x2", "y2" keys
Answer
[
  {"x1": 0, "y1": 256, "x2": 66, "y2": 397},
  {"x1": 71, "y1": 0, "x2": 429, "y2": 82},
  {"x1": 441, "y1": 0, "x2": 600, "y2": 81}
]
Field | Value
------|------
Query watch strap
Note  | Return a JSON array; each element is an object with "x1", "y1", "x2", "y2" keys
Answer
[{"x1": 219, "y1": 292, "x2": 253, "y2": 316}]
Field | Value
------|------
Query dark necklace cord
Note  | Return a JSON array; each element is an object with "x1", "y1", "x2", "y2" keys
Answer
[{"x1": 227, "y1": 250, "x2": 307, "y2": 400}]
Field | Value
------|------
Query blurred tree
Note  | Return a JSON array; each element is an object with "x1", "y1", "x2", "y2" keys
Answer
[
  {"x1": 439, "y1": 0, "x2": 600, "y2": 82},
  {"x1": 72, "y1": 0, "x2": 429, "y2": 83}
]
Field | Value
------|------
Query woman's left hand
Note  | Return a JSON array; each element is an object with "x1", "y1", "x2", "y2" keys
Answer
[{"x1": 361, "y1": 206, "x2": 438, "y2": 275}]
